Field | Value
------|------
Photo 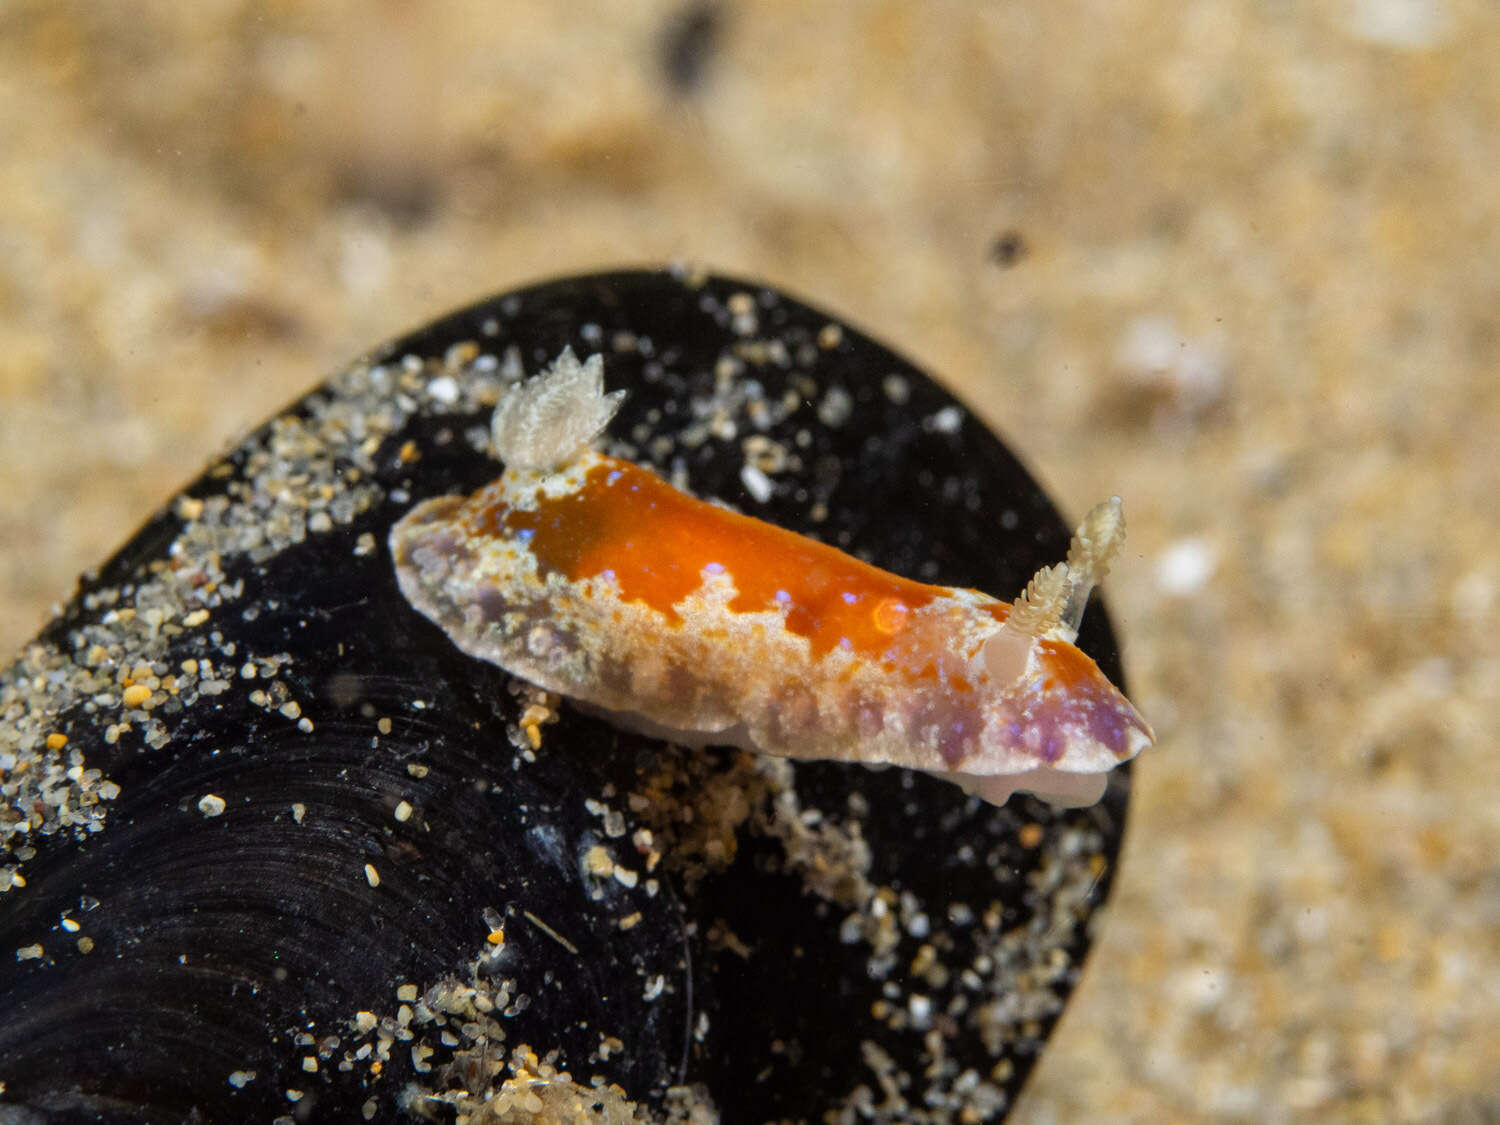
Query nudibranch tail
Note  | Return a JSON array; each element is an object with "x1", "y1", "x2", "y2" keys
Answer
[
  {"x1": 490, "y1": 347, "x2": 626, "y2": 471},
  {"x1": 392, "y1": 349, "x2": 1155, "y2": 810}
]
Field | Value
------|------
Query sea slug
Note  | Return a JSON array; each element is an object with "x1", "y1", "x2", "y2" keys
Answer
[{"x1": 390, "y1": 349, "x2": 1153, "y2": 807}]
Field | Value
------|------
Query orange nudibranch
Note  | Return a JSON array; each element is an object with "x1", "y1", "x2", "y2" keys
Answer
[{"x1": 390, "y1": 349, "x2": 1153, "y2": 808}]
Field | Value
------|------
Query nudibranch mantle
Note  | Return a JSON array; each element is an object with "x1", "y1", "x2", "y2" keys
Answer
[{"x1": 390, "y1": 349, "x2": 1153, "y2": 808}]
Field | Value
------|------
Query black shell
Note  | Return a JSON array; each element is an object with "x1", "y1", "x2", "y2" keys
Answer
[{"x1": 0, "y1": 270, "x2": 1131, "y2": 1123}]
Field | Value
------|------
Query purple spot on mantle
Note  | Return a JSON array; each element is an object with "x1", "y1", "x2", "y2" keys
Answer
[{"x1": 1038, "y1": 722, "x2": 1066, "y2": 764}]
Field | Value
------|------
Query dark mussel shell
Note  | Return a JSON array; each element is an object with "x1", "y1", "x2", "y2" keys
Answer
[{"x1": 0, "y1": 269, "x2": 1131, "y2": 1123}]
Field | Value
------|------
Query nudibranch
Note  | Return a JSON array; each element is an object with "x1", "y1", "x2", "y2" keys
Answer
[{"x1": 390, "y1": 350, "x2": 1153, "y2": 808}]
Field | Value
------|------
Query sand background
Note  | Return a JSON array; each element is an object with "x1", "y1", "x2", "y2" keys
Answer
[{"x1": 2, "y1": 2, "x2": 1497, "y2": 1120}]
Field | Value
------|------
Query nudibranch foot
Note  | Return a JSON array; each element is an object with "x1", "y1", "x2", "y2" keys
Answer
[
  {"x1": 947, "y1": 766, "x2": 1109, "y2": 810},
  {"x1": 390, "y1": 349, "x2": 1155, "y2": 809}
]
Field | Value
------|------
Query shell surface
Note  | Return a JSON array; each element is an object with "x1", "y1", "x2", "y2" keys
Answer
[{"x1": 0, "y1": 270, "x2": 1132, "y2": 1122}]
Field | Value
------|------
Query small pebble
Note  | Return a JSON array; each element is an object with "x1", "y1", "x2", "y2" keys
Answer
[
  {"x1": 198, "y1": 794, "x2": 227, "y2": 818},
  {"x1": 1156, "y1": 536, "x2": 1217, "y2": 596}
]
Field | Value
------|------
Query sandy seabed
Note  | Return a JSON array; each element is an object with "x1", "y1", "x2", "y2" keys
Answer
[{"x1": 2, "y1": 3, "x2": 1497, "y2": 1120}]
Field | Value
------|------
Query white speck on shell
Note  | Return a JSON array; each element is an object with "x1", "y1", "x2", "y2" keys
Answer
[{"x1": 198, "y1": 793, "x2": 227, "y2": 818}]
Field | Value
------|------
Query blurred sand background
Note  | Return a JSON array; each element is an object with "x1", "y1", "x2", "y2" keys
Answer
[{"x1": 2, "y1": 2, "x2": 1497, "y2": 1120}]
